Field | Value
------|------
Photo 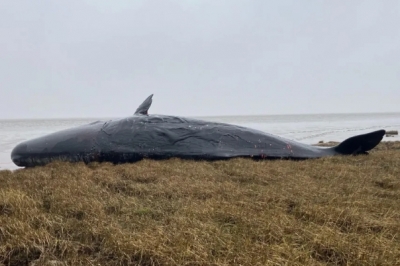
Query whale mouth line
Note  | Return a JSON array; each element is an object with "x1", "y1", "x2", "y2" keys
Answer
[{"x1": 11, "y1": 151, "x2": 104, "y2": 167}]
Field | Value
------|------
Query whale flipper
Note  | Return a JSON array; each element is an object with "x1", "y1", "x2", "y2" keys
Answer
[
  {"x1": 134, "y1": 94, "x2": 153, "y2": 115},
  {"x1": 333, "y1": 129, "x2": 385, "y2": 155}
]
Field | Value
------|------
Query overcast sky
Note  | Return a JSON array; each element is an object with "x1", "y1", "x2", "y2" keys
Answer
[{"x1": 0, "y1": 0, "x2": 399, "y2": 119}]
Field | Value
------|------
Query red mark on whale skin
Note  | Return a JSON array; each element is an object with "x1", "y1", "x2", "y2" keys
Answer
[
  {"x1": 285, "y1": 143, "x2": 294, "y2": 154},
  {"x1": 282, "y1": 143, "x2": 293, "y2": 154}
]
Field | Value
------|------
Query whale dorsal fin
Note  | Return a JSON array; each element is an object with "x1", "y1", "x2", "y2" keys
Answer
[{"x1": 134, "y1": 94, "x2": 153, "y2": 115}]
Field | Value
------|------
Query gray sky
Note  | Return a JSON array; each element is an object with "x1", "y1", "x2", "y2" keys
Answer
[{"x1": 1, "y1": 0, "x2": 399, "y2": 119}]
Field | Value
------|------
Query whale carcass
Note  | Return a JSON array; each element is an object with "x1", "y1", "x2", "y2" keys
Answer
[{"x1": 11, "y1": 95, "x2": 386, "y2": 167}]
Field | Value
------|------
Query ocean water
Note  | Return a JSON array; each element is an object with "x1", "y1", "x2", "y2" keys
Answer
[{"x1": 1, "y1": 113, "x2": 399, "y2": 170}]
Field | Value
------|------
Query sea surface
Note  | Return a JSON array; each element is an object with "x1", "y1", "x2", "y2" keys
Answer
[{"x1": 1, "y1": 113, "x2": 399, "y2": 170}]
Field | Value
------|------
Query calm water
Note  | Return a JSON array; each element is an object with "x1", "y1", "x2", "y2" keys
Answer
[{"x1": 1, "y1": 113, "x2": 399, "y2": 170}]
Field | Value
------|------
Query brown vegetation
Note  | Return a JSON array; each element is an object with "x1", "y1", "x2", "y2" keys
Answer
[{"x1": 1, "y1": 142, "x2": 400, "y2": 265}]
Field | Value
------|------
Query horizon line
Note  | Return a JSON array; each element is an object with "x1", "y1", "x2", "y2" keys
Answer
[{"x1": 1, "y1": 111, "x2": 399, "y2": 121}]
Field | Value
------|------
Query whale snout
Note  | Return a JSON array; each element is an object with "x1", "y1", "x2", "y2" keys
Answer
[{"x1": 11, "y1": 142, "x2": 28, "y2": 167}]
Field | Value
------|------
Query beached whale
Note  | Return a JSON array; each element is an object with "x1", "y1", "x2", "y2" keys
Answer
[{"x1": 11, "y1": 95, "x2": 385, "y2": 167}]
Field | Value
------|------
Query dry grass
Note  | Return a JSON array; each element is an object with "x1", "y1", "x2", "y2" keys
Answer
[{"x1": 1, "y1": 142, "x2": 400, "y2": 265}]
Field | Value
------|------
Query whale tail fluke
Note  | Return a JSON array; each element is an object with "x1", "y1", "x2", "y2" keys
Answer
[{"x1": 333, "y1": 129, "x2": 386, "y2": 155}]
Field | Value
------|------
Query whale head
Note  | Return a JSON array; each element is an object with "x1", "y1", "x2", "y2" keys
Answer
[{"x1": 11, "y1": 121, "x2": 104, "y2": 167}]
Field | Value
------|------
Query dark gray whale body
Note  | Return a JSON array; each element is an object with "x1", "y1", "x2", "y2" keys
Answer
[{"x1": 11, "y1": 95, "x2": 386, "y2": 167}]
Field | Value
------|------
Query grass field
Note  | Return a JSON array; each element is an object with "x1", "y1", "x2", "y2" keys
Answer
[{"x1": 1, "y1": 142, "x2": 399, "y2": 265}]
